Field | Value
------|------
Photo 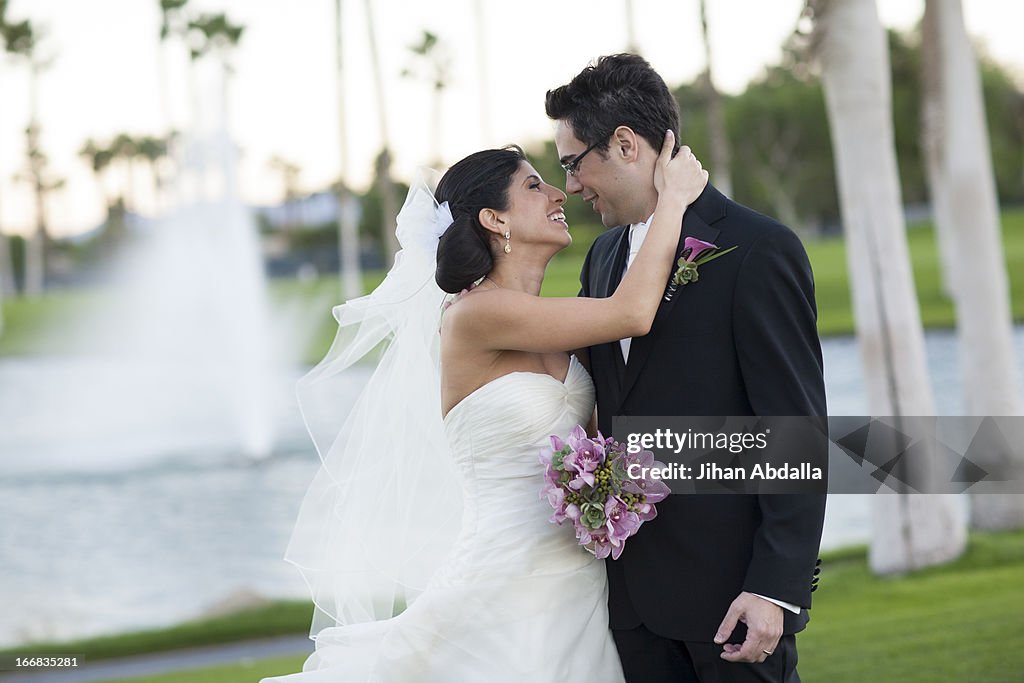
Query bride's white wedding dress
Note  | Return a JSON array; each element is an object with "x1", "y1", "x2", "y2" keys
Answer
[{"x1": 263, "y1": 355, "x2": 624, "y2": 682}]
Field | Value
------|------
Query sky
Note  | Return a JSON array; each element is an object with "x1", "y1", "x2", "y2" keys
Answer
[{"x1": 0, "y1": 0, "x2": 1021, "y2": 238}]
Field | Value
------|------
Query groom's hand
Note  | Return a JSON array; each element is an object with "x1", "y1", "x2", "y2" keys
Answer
[{"x1": 713, "y1": 591, "x2": 783, "y2": 664}]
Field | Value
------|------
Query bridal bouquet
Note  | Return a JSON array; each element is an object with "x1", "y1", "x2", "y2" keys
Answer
[{"x1": 539, "y1": 425, "x2": 671, "y2": 560}]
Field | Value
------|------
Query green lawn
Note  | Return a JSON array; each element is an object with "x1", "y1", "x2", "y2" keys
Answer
[
  {"x1": 35, "y1": 529, "x2": 1024, "y2": 683},
  {"x1": 2, "y1": 209, "x2": 1023, "y2": 365},
  {"x1": 796, "y1": 529, "x2": 1024, "y2": 682},
  {"x1": 0, "y1": 601, "x2": 314, "y2": 662},
  {"x1": 809, "y1": 209, "x2": 1024, "y2": 335},
  {"x1": 85, "y1": 654, "x2": 309, "y2": 683}
]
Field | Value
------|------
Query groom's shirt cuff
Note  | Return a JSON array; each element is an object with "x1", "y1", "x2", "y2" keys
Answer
[{"x1": 751, "y1": 592, "x2": 801, "y2": 615}]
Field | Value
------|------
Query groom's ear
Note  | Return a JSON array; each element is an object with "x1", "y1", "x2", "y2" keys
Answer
[{"x1": 611, "y1": 126, "x2": 642, "y2": 164}]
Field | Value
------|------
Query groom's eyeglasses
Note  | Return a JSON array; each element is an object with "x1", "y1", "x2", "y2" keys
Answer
[{"x1": 560, "y1": 134, "x2": 611, "y2": 177}]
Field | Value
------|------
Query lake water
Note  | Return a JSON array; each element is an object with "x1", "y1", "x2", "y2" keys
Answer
[{"x1": 1, "y1": 327, "x2": 1022, "y2": 647}]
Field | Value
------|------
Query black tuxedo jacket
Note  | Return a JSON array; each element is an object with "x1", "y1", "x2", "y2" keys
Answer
[{"x1": 579, "y1": 184, "x2": 827, "y2": 643}]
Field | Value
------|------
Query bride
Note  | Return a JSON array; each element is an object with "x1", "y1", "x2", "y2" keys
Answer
[{"x1": 263, "y1": 130, "x2": 706, "y2": 682}]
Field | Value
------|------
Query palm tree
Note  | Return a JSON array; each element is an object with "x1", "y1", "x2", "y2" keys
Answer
[
  {"x1": 187, "y1": 12, "x2": 244, "y2": 123},
  {"x1": 0, "y1": 230, "x2": 12, "y2": 333},
  {"x1": 362, "y1": 0, "x2": 399, "y2": 259},
  {"x1": 4, "y1": 17, "x2": 52, "y2": 295},
  {"x1": 79, "y1": 137, "x2": 130, "y2": 254},
  {"x1": 18, "y1": 122, "x2": 64, "y2": 296},
  {"x1": 919, "y1": 7, "x2": 955, "y2": 297},
  {"x1": 110, "y1": 133, "x2": 140, "y2": 214},
  {"x1": 334, "y1": 0, "x2": 361, "y2": 299},
  {"x1": 187, "y1": 12, "x2": 243, "y2": 64},
  {"x1": 1, "y1": 0, "x2": 17, "y2": 312},
  {"x1": 157, "y1": 0, "x2": 189, "y2": 131},
  {"x1": 472, "y1": 0, "x2": 491, "y2": 147},
  {"x1": 921, "y1": 0, "x2": 1024, "y2": 529},
  {"x1": 136, "y1": 135, "x2": 170, "y2": 212},
  {"x1": 268, "y1": 155, "x2": 302, "y2": 230},
  {"x1": 158, "y1": 1, "x2": 189, "y2": 43},
  {"x1": 698, "y1": 0, "x2": 733, "y2": 197},
  {"x1": 624, "y1": 0, "x2": 639, "y2": 53},
  {"x1": 155, "y1": 0, "x2": 189, "y2": 207},
  {"x1": 402, "y1": 31, "x2": 450, "y2": 167},
  {"x1": 185, "y1": 12, "x2": 244, "y2": 202},
  {"x1": 809, "y1": 0, "x2": 966, "y2": 574},
  {"x1": 79, "y1": 138, "x2": 116, "y2": 222}
]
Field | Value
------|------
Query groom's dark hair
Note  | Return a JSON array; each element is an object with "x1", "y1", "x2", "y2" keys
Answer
[{"x1": 545, "y1": 53, "x2": 680, "y2": 156}]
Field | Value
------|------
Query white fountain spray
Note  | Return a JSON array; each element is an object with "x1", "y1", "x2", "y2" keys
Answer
[
  {"x1": 128, "y1": 56, "x2": 277, "y2": 459},
  {"x1": 0, "y1": 58, "x2": 286, "y2": 472}
]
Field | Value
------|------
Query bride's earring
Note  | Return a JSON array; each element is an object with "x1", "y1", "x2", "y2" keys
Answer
[{"x1": 504, "y1": 230, "x2": 511, "y2": 254}]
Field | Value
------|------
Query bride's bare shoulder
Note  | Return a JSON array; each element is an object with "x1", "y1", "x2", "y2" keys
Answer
[{"x1": 441, "y1": 288, "x2": 519, "y2": 333}]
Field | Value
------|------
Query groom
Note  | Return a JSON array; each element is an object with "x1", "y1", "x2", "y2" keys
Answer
[{"x1": 547, "y1": 54, "x2": 826, "y2": 682}]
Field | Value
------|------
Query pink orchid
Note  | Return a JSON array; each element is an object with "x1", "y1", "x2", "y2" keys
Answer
[
  {"x1": 544, "y1": 485, "x2": 568, "y2": 524},
  {"x1": 604, "y1": 497, "x2": 642, "y2": 560},
  {"x1": 619, "y1": 450, "x2": 672, "y2": 504},
  {"x1": 634, "y1": 501, "x2": 658, "y2": 523},
  {"x1": 540, "y1": 423, "x2": 668, "y2": 562},
  {"x1": 563, "y1": 432, "x2": 605, "y2": 491}
]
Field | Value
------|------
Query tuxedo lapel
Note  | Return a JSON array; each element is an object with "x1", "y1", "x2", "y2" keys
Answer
[
  {"x1": 599, "y1": 226, "x2": 631, "y2": 299},
  {"x1": 613, "y1": 204, "x2": 722, "y2": 414},
  {"x1": 597, "y1": 227, "x2": 631, "y2": 380}
]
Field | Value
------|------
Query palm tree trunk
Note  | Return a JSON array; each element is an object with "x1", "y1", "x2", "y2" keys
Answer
[
  {"x1": 753, "y1": 164, "x2": 799, "y2": 231},
  {"x1": 29, "y1": 166, "x2": 48, "y2": 294},
  {"x1": 0, "y1": 232, "x2": 12, "y2": 335},
  {"x1": 0, "y1": 183, "x2": 14, "y2": 300},
  {"x1": 923, "y1": 0, "x2": 1024, "y2": 529},
  {"x1": 624, "y1": 0, "x2": 638, "y2": 53},
  {"x1": 473, "y1": 0, "x2": 491, "y2": 147},
  {"x1": 24, "y1": 201, "x2": 46, "y2": 295},
  {"x1": 335, "y1": 0, "x2": 361, "y2": 300},
  {"x1": 157, "y1": 41, "x2": 172, "y2": 131},
  {"x1": 431, "y1": 84, "x2": 442, "y2": 167},
  {"x1": 23, "y1": 65, "x2": 45, "y2": 296},
  {"x1": 156, "y1": 38, "x2": 173, "y2": 206},
  {"x1": 185, "y1": 59, "x2": 203, "y2": 203},
  {"x1": 0, "y1": 137, "x2": 15, "y2": 307},
  {"x1": 362, "y1": 0, "x2": 399, "y2": 260},
  {"x1": 699, "y1": 0, "x2": 733, "y2": 197},
  {"x1": 0, "y1": 236, "x2": 12, "y2": 298},
  {"x1": 812, "y1": 0, "x2": 966, "y2": 574},
  {"x1": 920, "y1": 5, "x2": 956, "y2": 298}
]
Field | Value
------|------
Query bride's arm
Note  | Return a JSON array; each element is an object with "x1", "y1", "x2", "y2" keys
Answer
[{"x1": 444, "y1": 131, "x2": 707, "y2": 354}]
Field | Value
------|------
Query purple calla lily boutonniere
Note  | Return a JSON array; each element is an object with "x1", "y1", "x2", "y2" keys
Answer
[{"x1": 664, "y1": 237, "x2": 738, "y2": 300}]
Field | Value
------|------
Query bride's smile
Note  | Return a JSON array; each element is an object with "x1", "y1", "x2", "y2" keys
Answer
[{"x1": 498, "y1": 163, "x2": 571, "y2": 252}]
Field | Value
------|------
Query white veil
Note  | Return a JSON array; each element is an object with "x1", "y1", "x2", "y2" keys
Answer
[{"x1": 286, "y1": 171, "x2": 464, "y2": 639}]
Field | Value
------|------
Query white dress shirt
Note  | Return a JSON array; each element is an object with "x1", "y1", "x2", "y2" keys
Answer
[{"x1": 619, "y1": 217, "x2": 652, "y2": 363}]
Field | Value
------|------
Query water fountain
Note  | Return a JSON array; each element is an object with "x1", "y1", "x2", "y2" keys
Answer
[
  {"x1": 0, "y1": 60, "x2": 298, "y2": 473},
  {"x1": 0, "y1": 58, "x2": 330, "y2": 646}
]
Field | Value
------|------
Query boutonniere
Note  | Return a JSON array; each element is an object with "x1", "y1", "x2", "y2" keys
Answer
[{"x1": 664, "y1": 237, "x2": 737, "y2": 300}]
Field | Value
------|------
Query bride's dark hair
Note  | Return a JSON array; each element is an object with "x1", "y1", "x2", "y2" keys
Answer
[{"x1": 434, "y1": 146, "x2": 527, "y2": 294}]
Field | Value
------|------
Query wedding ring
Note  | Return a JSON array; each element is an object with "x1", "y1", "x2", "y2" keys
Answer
[{"x1": 762, "y1": 649, "x2": 773, "y2": 656}]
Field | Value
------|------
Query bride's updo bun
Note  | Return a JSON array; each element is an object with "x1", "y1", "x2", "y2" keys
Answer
[{"x1": 435, "y1": 146, "x2": 526, "y2": 294}]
